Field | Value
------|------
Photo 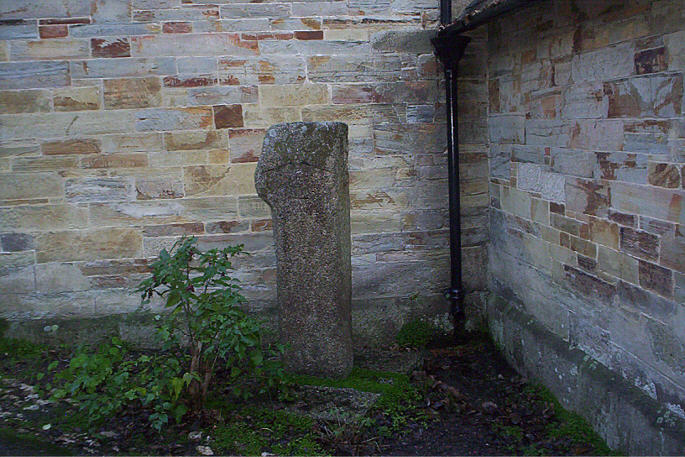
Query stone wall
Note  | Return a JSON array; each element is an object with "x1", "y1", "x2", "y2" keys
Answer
[
  {"x1": 0, "y1": 0, "x2": 490, "y2": 345},
  {"x1": 486, "y1": 0, "x2": 685, "y2": 435}
]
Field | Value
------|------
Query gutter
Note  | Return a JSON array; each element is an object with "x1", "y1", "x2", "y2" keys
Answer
[{"x1": 431, "y1": 0, "x2": 539, "y2": 334}]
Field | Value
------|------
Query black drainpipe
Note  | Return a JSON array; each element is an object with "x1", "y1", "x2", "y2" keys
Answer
[
  {"x1": 432, "y1": 0, "x2": 471, "y2": 332},
  {"x1": 432, "y1": 0, "x2": 540, "y2": 335}
]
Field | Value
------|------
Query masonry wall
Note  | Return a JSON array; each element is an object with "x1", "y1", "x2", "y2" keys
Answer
[
  {"x1": 486, "y1": 0, "x2": 685, "y2": 437},
  {"x1": 0, "y1": 0, "x2": 490, "y2": 345}
]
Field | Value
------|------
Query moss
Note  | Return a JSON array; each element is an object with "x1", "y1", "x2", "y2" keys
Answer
[
  {"x1": 210, "y1": 406, "x2": 324, "y2": 456},
  {"x1": 0, "y1": 336, "x2": 46, "y2": 360},
  {"x1": 288, "y1": 367, "x2": 425, "y2": 429},
  {"x1": 0, "y1": 427, "x2": 73, "y2": 455},
  {"x1": 396, "y1": 319, "x2": 442, "y2": 349},
  {"x1": 525, "y1": 384, "x2": 619, "y2": 455}
]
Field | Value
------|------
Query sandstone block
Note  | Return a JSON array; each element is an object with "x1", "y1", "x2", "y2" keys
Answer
[
  {"x1": 65, "y1": 177, "x2": 134, "y2": 203},
  {"x1": 164, "y1": 130, "x2": 226, "y2": 151},
  {"x1": 0, "y1": 204, "x2": 87, "y2": 231},
  {"x1": 648, "y1": 163, "x2": 681, "y2": 188},
  {"x1": 620, "y1": 227, "x2": 659, "y2": 261},
  {"x1": 255, "y1": 122, "x2": 352, "y2": 378},
  {"x1": 489, "y1": 114, "x2": 525, "y2": 144},
  {"x1": 10, "y1": 39, "x2": 89, "y2": 60},
  {"x1": 218, "y1": 56, "x2": 306, "y2": 86},
  {"x1": 91, "y1": 37, "x2": 131, "y2": 58},
  {"x1": 0, "y1": 61, "x2": 69, "y2": 89},
  {"x1": 35, "y1": 228, "x2": 142, "y2": 263},
  {"x1": 517, "y1": 163, "x2": 566, "y2": 203},
  {"x1": 131, "y1": 33, "x2": 259, "y2": 57},
  {"x1": 53, "y1": 86, "x2": 101, "y2": 111},
  {"x1": 183, "y1": 164, "x2": 256, "y2": 196},
  {"x1": 565, "y1": 178, "x2": 611, "y2": 217},
  {"x1": 598, "y1": 245, "x2": 639, "y2": 284},
  {"x1": 0, "y1": 172, "x2": 62, "y2": 201},
  {"x1": 639, "y1": 260, "x2": 673, "y2": 298},
  {"x1": 229, "y1": 129, "x2": 265, "y2": 163},
  {"x1": 259, "y1": 84, "x2": 328, "y2": 107},
  {"x1": 611, "y1": 181, "x2": 684, "y2": 225},
  {"x1": 213, "y1": 104, "x2": 244, "y2": 129},
  {"x1": 69, "y1": 57, "x2": 175, "y2": 79},
  {"x1": 135, "y1": 107, "x2": 212, "y2": 131},
  {"x1": 104, "y1": 77, "x2": 161, "y2": 109},
  {"x1": 0, "y1": 89, "x2": 51, "y2": 114},
  {"x1": 42, "y1": 138, "x2": 101, "y2": 155}
]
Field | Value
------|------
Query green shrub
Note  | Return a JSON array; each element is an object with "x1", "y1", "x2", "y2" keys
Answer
[{"x1": 52, "y1": 236, "x2": 285, "y2": 431}]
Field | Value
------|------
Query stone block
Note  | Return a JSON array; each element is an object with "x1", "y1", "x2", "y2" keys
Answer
[
  {"x1": 517, "y1": 163, "x2": 566, "y2": 203},
  {"x1": 488, "y1": 114, "x2": 525, "y2": 144},
  {"x1": 0, "y1": 61, "x2": 69, "y2": 89},
  {"x1": 597, "y1": 245, "x2": 639, "y2": 284},
  {"x1": 104, "y1": 133, "x2": 162, "y2": 159},
  {"x1": 611, "y1": 181, "x2": 684, "y2": 225},
  {"x1": 65, "y1": 177, "x2": 134, "y2": 203},
  {"x1": 635, "y1": 47, "x2": 667, "y2": 75},
  {"x1": 605, "y1": 74, "x2": 683, "y2": 118},
  {"x1": 42, "y1": 138, "x2": 100, "y2": 155},
  {"x1": 91, "y1": 37, "x2": 131, "y2": 58},
  {"x1": 70, "y1": 23, "x2": 159, "y2": 38},
  {"x1": 104, "y1": 77, "x2": 161, "y2": 109},
  {"x1": 307, "y1": 54, "x2": 402, "y2": 83},
  {"x1": 213, "y1": 104, "x2": 244, "y2": 128},
  {"x1": 35, "y1": 228, "x2": 142, "y2": 263},
  {"x1": 164, "y1": 130, "x2": 226, "y2": 151},
  {"x1": 0, "y1": 20, "x2": 38, "y2": 40},
  {"x1": 53, "y1": 86, "x2": 101, "y2": 111},
  {"x1": 620, "y1": 227, "x2": 659, "y2": 261},
  {"x1": 219, "y1": 3, "x2": 290, "y2": 18},
  {"x1": 370, "y1": 29, "x2": 435, "y2": 53},
  {"x1": 648, "y1": 163, "x2": 681, "y2": 188},
  {"x1": 0, "y1": 89, "x2": 51, "y2": 114},
  {"x1": 565, "y1": 178, "x2": 611, "y2": 217},
  {"x1": 664, "y1": 31, "x2": 685, "y2": 70},
  {"x1": 135, "y1": 107, "x2": 213, "y2": 131},
  {"x1": 238, "y1": 195, "x2": 271, "y2": 218},
  {"x1": 259, "y1": 84, "x2": 328, "y2": 107},
  {"x1": 219, "y1": 56, "x2": 306, "y2": 86},
  {"x1": 588, "y1": 217, "x2": 620, "y2": 250},
  {"x1": 70, "y1": 57, "x2": 176, "y2": 78},
  {"x1": 131, "y1": 33, "x2": 259, "y2": 57},
  {"x1": 561, "y1": 82, "x2": 608, "y2": 119},
  {"x1": 0, "y1": 233, "x2": 34, "y2": 252},
  {"x1": 0, "y1": 172, "x2": 62, "y2": 201},
  {"x1": 0, "y1": 204, "x2": 87, "y2": 231},
  {"x1": 571, "y1": 42, "x2": 635, "y2": 83},
  {"x1": 229, "y1": 129, "x2": 265, "y2": 163},
  {"x1": 183, "y1": 164, "x2": 256, "y2": 196},
  {"x1": 36, "y1": 263, "x2": 90, "y2": 293},
  {"x1": 81, "y1": 153, "x2": 148, "y2": 169},
  {"x1": 594, "y1": 152, "x2": 648, "y2": 183},
  {"x1": 638, "y1": 259, "x2": 673, "y2": 299},
  {"x1": 255, "y1": 122, "x2": 352, "y2": 377},
  {"x1": 134, "y1": 170, "x2": 184, "y2": 200},
  {"x1": 205, "y1": 220, "x2": 249, "y2": 234},
  {"x1": 660, "y1": 225, "x2": 685, "y2": 274},
  {"x1": 11, "y1": 155, "x2": 76, "y2": 172},
  {"x1": 9, "y1": 39, "x2": 89, "y2": 60},
  {"x1": 551, "y1": 148, "x2": 595, "y2": 178},
  {"x1": 569, "y1": 120, "x2": 624, "y2": 151},
  {"x1": 525, "y1": 119, "x2": 571, "y2": 147},
  {"x1": 501, "y1": 186, "x2": 532, "y2": 219},
  {"x1": 0, "y1": 252, "x2": 35, "y2": 294},
  {"x1": 187, "y1": 85, "x2": 257, "y2": 106},
  {"x1": 2, "y1": 111, "x2": 137, "y2": 138}
]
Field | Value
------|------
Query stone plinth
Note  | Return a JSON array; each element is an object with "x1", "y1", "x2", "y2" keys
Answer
[{"x1": 255, "y1": 122, "x2": 353, "y2": 378}]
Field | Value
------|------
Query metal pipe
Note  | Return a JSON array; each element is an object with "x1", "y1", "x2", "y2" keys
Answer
[{"x1": 432, "y1": 5, "x2": 471, "y2": 331}]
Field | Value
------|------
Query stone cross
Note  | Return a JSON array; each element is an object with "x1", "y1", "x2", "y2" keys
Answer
[{"x1": 255, "y1": 122, "x2": 353, "y2": 378}]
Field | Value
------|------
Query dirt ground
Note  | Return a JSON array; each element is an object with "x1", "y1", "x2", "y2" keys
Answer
[{"x1": 0, "y1": 334, "x2": 615, "y2": 456}]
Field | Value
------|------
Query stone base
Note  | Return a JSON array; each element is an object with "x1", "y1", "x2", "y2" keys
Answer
[{"x1": 487, "y1": 294, "x2": 685, "y2": 455}]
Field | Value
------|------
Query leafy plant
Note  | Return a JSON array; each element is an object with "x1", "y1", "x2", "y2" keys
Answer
[
  {"x1": 51, "y1": 236, "x2": 285, "y2": 431},
  {"x1": 137, "y1": 236, "x2": 283, "y2": 408}
]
